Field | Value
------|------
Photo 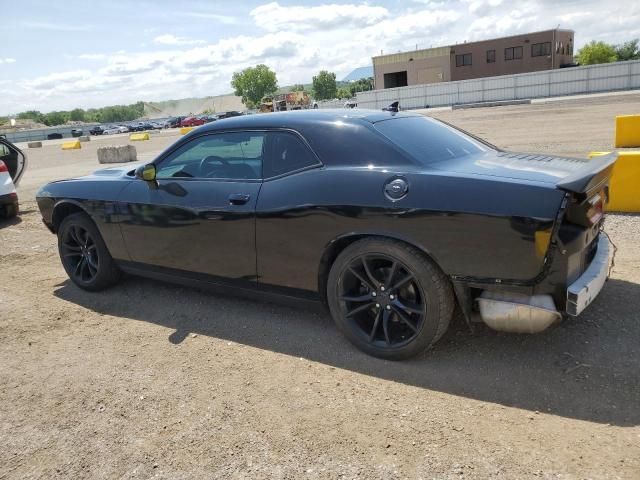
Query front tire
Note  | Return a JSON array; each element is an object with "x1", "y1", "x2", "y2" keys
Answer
[
  {"x1": 327, "y1": 238, "x2": 454, "y2": 360},
  {"x1": 57, "y1": 212, "x2": 121, "y2": 291}
]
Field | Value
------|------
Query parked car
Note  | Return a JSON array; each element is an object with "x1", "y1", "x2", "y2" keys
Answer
[
  {"x1": 164, "y1": 117, "x2": 184, "y2": 128},
  {"x1": 0, "y1": 138, "x2": 27, "y2": 219},
  {"x1": 135, "y1": 122, "x2": 155, "y2": 131},
  {"x1": 36, "y1": 110, "x2": 615, "y2": 359},
  {"x1": 89, "y1": 125, "x2": 105, "y2": 135},
  {"x1": 180, "y1": 116, "x2": 206, "y2": 127},
  {"x1": 71, "y1": 128, "x2": 84, "y2": 137},
  {"x1": 215, "y1": 111, "x2": 242, "y2": 120},
  {"x1": 102, "y1": 125, "x2": 125, "y2": 135}
]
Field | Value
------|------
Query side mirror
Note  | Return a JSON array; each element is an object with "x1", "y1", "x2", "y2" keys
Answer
[{"x1": 136, "y1": 163, "x2": 157, "y2": 182}]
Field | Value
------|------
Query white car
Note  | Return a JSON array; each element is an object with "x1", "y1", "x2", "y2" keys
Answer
[
  {"x1": 103, "y1": 125, "x2": 127, "y2": 135},
  {"x1": 0, "y1": 138, "x2": 27, "y2": 219}
]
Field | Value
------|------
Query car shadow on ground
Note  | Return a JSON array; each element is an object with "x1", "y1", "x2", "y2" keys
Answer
[
  {"x1": 54, "y1": 276, "x2": 640, "y2": 427},
  {"x1": 0, "y1": 215, "x2": 21, "y2": 229}
]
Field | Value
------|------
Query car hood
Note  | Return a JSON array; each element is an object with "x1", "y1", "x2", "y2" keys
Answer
[
  {"x1": 90, "y1": 162, "x2": 144, "y2": 178},
  {"x1": 429, "y1": 151, "x2": 593, "y2": 186}
]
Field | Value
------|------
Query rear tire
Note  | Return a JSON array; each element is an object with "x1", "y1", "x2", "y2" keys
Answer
[
  {"x1": 57, "y1": 212, "x2": 121, "y2": 291},
  {"x1": 1, "y1": 202, "x2": 18, "y2": 219},
  {"x1": 327, "y1": 238, "x2": 454, "y2": 360}
]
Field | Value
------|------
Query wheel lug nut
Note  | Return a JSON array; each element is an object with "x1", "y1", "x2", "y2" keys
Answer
[
  {"x1": 380, "y1": 286, "x2": 385, "y2": 291},
  {"x1": 389, "y1": 295, "x2": 395, "y2": 300},
  {"x1": 375, "y1": 303, "x2": 380, "y2": 308},
  {"x1": 386, "y1": 305, "x2": 391, "y2": 310},
  {"x1": 371, "y1": 292, "x2": 377, "y2": 297}
]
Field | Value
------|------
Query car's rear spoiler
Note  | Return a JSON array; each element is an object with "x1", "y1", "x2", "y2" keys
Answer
[{"x1": 556, "y1": 152, "x2": 617, "y2": 195}]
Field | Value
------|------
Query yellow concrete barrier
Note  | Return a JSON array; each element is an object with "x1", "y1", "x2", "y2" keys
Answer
[
  {"x1": 61, "y1": 140, "x2": 81, "y2": 150},
  {"x1": 180, "y1": 127, "x2": 194, "y2": 135},
  {"x1": 589, "y1": 151, "x2": 640, "y2": 212},
  {"x1": 615, "y1": 115, "x2": 640, "y2": 148},
  {"x1": 129, "y1": 132, "x2": 150, "y2": 141}
]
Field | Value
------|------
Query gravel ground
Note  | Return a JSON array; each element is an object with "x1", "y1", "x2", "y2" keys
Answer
[{"x1": 1, "y1": 94, "x2": 640, "y2": 479}]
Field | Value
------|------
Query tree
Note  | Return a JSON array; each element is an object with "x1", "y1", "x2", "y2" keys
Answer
[
  {"x1": 336, "y1": 87, "x2": 352, "y2": 99},
  {"x1": 69, "y1": 108, "x2": 85, "y2": 122},
  {"x1": 17, "y1": 110, "x2": 44, "y2": 123},
  {"x1": 289, "y1": 84, "x2": 305, "y2": 92},
  {"x1": 615, "y1": 39, "x2": 640, "y2": 61},
  {"x1": 231, "y1": 64, "x2": 278, "y2": 108},
  {"x1": 349, "y1": 77, "x2": 374, "y2": 97},
  {"x1": 312, "y1": 70, "x2": 337, "y2": 100},
  {"x1": 576, "y1": 41, "x2": 617, "y2": 65},
  {"x1": 42, "y1": 111, "x2": 68, "y2": 126}
]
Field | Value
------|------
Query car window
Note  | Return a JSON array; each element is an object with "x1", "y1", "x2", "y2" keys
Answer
[
  {"x1": 374, "y1": 116, "x2": 492, "y2": 164},
  {"x1": 156, "y1": 131, "x2": 265, "y2": 180},
  {"x1": 263, "y1": 131, "x2": 319, "y2": 178}
]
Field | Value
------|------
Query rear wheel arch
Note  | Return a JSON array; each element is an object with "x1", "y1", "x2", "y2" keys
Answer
[{"x1": 318, "y1": 233, "x2": 450, "y2": 304}]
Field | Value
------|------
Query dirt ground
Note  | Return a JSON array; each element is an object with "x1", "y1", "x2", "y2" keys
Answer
[{"x1": 2, "y1": 94, "x2": 640, "y2": 479}]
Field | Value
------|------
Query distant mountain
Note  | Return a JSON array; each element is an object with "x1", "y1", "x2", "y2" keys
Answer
[
  {"x1": 143, "y1": 94, "x2": 244, "y2": 117},
  {"x1": 342, "y1": 66, "x2": 374, "y2": 82}
]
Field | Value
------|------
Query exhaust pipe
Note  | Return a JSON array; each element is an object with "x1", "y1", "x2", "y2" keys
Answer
[{"x1": 477, "y1": 291, "x2": 561, "y2": 334}]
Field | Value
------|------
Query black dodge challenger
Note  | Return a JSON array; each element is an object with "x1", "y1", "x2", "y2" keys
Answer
[{"x1": 37, "y1": 110, "x2": 615, "y2": 359}]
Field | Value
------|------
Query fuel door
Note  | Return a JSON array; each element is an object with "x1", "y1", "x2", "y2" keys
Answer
[{"x1": 384, "y1": 177, "x2": 409, "y2": 201}]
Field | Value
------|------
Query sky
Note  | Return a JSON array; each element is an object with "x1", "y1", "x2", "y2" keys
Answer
[{"x1": 1, "y1": 0, "x2": 639, "y2": 115}]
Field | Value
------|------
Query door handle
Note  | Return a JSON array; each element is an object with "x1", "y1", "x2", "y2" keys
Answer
[{"x1": 228, "y1": 193, "x2": 250, "y2": 205}]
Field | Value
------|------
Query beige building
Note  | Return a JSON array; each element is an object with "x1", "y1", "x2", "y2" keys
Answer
[{"x1": 373, "y1": 29, "x2": 575, "y2": 89}]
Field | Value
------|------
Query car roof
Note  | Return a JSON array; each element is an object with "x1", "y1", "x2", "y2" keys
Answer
[{"x1": 197, "y1": 109, "x2": 421, "y2": 133}]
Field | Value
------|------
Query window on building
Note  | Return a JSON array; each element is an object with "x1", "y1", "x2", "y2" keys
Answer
[
  {"x1": 486, "y1": 49, "x2": 496, "y2": 63},
  {"x1": 505, "y1": 46, "x2": 523, "y2": 61},
  {"x1": 455, "y1": 53, "x2": 472, "y2": 67},
  {"x1": 383, "y1": 71, "x2": 408, "y2": 89},
  {"x1": 531, "y1": 42, "x2": 552, "y2": 57}
]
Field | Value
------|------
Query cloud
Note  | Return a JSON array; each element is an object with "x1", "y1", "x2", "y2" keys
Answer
[
  {"x1": 176, "y1": 12, "x2": 239, "y2": 24},
  {"x1": 21, "y1": 21, "x2": 90, "y2": 32},
  {"x1": 78, "y1": 53, "x2": 107, "y2": 61},
  {"x1": 0, "y1": 58, "x2": 16, "y2": 64},
  {"x1": 153, "y1": 34, "x2": 206, "y2": 46},
  {"x1": 3, "y1": 0, "x2": 640, "y2": 114},
  {"x1": 251, "y1": 2, "x2": 390, "y2": 32}
]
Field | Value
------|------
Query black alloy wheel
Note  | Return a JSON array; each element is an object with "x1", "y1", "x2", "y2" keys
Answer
[
  {"x1": 339, "y1": 254, "x2": 426, "y2": 348},
  {"x1": 328, "y1": 238, "x2": 454, "y2": 359},
  {"x1": 60, "y1": 224, "x2": 100, "y2": 284},
  {"x1": 57, "y1": 212, "x2": 121, "y2": 291}
]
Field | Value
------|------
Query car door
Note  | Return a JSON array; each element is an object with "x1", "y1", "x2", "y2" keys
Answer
[
  {"x1": 0, "y1": 139, "x2": 27, "y2": 185},
  {"x1": 255, "y1": 130, "x2": 324, "y2": 294},
  {"x1": 118, "y1": 130, "x2": 265, "y2": 286}
]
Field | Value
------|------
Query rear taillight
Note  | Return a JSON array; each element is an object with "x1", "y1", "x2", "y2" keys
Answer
[
  {"x1": 587, "y1": 192, "x2": 605, "y2": 225},
  {"x1": 0, "y1": 160, "x2": 7, "y2": 173},
  {"x1": 565, "y1": 188, "x2": 608, "y2": 227}
]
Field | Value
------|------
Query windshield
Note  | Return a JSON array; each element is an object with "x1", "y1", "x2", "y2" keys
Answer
[{"x1": 374, "y1": 116, "x2": 493, "y2": 164}]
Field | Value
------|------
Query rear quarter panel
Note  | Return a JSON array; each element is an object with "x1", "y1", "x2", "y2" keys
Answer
[{"x1": 256, "y1": 167, "x2": 564, "y2": 294}]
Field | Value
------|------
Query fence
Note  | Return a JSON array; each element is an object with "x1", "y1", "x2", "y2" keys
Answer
[{"x1": 354, "y1": 60, "x2": 640, "y2": 110}]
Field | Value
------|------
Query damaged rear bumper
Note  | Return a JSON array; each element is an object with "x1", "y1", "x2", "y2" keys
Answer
[
  {"x1": 566, "y1": 234, "x2": 612, "y2": 316},
  {"x1": 478, "y1": 235, "x2": 612, "y2": 333}
]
